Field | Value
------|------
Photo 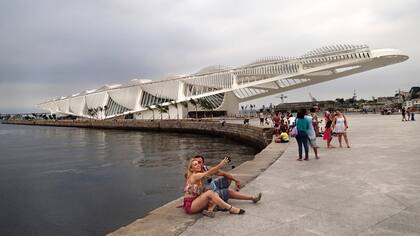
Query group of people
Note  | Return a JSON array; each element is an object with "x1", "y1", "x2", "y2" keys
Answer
[
  {"x1": 323, "y1": 110, "x2": 351, "y2": 149},
  {"x1": 273, "y1": 107, "x2": 350, "y2": 161},
  {"x1": 181, "y1": 155, "x2": 262, "y2": 217},
  {"x1": 180, "y1": 108, "x2": 353, "y2": 218},
  {"x1": 401, "y1": 107, "x2": 417, "y2": 121}
]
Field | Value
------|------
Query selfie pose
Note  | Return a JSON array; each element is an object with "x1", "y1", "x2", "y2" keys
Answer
[{"x1": 183, "y1": 157, "x2": 245, "y2": 217}]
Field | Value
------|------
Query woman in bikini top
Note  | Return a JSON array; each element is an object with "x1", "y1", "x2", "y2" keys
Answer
[{"x1": 184, "y1": 181, "x2": 204, "y2": 197}]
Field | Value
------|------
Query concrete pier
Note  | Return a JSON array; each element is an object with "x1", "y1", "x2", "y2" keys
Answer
[{"x1": 181, "y1": 114, "x2": 420, "y2": 235}]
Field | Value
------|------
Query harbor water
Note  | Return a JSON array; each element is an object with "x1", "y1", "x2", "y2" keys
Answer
[{"x1": 0, "y1": 124, "x2": 259, "y2": 236}]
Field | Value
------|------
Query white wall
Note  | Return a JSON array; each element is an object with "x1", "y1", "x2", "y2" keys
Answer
[{"x1": 216, "y1": 91, "x2": 240, "y2": 116}]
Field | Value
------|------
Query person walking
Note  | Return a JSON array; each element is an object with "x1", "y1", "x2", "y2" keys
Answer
[
  {"x1": 332, "y1": 110, "x2": 350, "y2": 148},
  {"x1": 295, "y1": 109, "x2": 310, "y2": 161},
  {"x1": 402, "y1": 107, "x2": 407, "y2": 122}
]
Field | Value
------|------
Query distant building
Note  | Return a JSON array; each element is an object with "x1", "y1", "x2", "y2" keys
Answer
[
  {"x1": 274, "y1": 100, "x2": 336, "y2": 112},
  {"x1": 377, "y1": 96, "x2": 402, "y2": 106},
  {"x1": 408, "y1": 87, "x2": 420, "y2": 100},
  {"x1": 405, "y1": 99, "x2": 420, "y2": 109}
]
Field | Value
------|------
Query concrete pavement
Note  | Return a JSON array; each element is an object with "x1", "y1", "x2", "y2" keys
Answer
[{"x1": 180, "y1": 114, "x2": 420, "y2": 236}]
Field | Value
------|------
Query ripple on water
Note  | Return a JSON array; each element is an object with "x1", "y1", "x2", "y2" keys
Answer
[{"x1": 0, "y1": 124, "x2": 259, "y2": 236}]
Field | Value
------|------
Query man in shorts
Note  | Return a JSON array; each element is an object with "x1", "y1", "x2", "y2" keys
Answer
[{"x1": 192, "y1": 155, "x2": 261, "y2": 203}]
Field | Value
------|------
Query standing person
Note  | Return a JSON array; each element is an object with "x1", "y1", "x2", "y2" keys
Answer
[
  {"x1": 295, "y1": 109, "x2": 310, "y2": 161},
  {"x1": 305, "y1": 110, "x2": 320, "y2": 159},
  {"x1": 288, "y1": 113, "x2": 296, "y2": 130},
  {"x1": 264, "y1": 112, "x2": 270, "y2": 125},
  {"x1": 323, "y1": 120, "x2": 334, "y2": 148},
  {"x1": 259, "y1": 111, "x2": 264, "y2": 126},
  {"x1": 310, "y1": 107, "x2": 320, "y2": 137},
  {"x1": 402, "y1": 107, "x2": 407, "y2": 122},
  {"x1": 406, "y1": 109, "x2": 411, "y2": 121},
  {"x1": 332, "y1": 110, "x2": 350, "y2": 148},
  {"x1": 272, "y1": 112, "x2": 281, "y2": 128},
  {"x1": 410, "y1": 106, "x2": 416, "y2": 121}
]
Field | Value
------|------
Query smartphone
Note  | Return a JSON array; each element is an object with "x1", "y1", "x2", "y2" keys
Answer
[{"x1": 225, "y1": 154, "x2": 232, "y2": 163}]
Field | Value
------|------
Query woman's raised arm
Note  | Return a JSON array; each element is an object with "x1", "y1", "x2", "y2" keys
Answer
[{"x1": 190, "y1": 158, "x2": 229, "y2": 182}]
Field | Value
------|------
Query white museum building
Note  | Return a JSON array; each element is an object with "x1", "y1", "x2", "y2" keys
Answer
[{"x1": 37, "y1": 44, "x2": 408, "y2": 119}]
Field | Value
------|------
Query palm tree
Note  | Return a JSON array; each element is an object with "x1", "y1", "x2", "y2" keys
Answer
[
  {"x1": 198, "y1": 98, "x2": 214, "y2": 119},
  {"x1": 189, "y1": 98, "x2": 198, "y2": 119},
  {"x1": 146, "y1": 106, "x2": 155, "y2": 121},
  {"x1": 103, "y1": 105, "x2": 108, "y2": 119},
  {"x1": 98, "y1": 106, "x2": 103, "y2": 120},
  {"x1": 180, "y1": 101, "x2": 189, "y2": 119},
  {"x1": 170, "y1": 100, "x2": 179, "y2": 120},
  {"x1": 155, "y1": 104, "x2": 169, "y2": 120},
  {"x1": 87, "y1": 108, "x2": 93, "y2": 118}
]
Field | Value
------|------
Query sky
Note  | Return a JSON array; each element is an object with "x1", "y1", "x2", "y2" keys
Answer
[{"x1": 0, "y1": 0, "x2": 419, "y2": 113}]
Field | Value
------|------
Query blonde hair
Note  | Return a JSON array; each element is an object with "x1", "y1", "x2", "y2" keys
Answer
[{"x1": 185, "y1": 158, "x2": 198, "y2": 180}]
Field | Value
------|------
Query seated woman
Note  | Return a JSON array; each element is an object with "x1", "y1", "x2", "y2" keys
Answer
[
  {"x1": 192, "y1": 155, "x2": 262, "y2": 210},
  {"x1": 183, "y1": 157, "x2": 245, "y2": 217},
  {"x1": 274, "y1": 128, "x2": 289, "y2": 143}
]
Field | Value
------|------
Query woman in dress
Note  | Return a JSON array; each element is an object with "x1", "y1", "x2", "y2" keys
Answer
[{"x1": 332, "y1": 110, "x2": 350, "y2": 148}]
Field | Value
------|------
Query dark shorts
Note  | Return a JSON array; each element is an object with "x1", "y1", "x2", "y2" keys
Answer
[{"x1": 210, "y1": 177, "x2": 230, "y2": 202}]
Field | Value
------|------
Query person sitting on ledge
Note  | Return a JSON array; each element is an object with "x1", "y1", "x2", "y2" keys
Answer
[
  {"x1": 182, "y1": 157, "x2": 245, "y2": 217},
  {"x1": 275, "y1": 128, "x2": 289, "y2": 143},
  {"x1": 192, "y1": 155, "x2": 262, "y2": 215}
]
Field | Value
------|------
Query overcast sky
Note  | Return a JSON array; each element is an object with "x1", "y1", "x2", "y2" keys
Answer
[{"x1": 1, "y1": 0, "x2": 419, "y2": 113}]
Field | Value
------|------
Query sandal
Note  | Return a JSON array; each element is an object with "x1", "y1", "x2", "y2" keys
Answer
[
  {"x1": 253, "y1": 192, "x2": 262, "y2": 203},
  {"x1": 202, "y1": 210, "x2": 215, "y2": 218},
  {"x1": 215, "y1": 206, "x2": 228, "y2": 212},
  {"x1": 228, "y1": 205, "x2": 245, "y2": 215}
]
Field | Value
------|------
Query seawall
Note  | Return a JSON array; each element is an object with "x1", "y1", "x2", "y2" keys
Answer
[{"x1": 2, "y1": 119, "x2": 272, "y2": 150}]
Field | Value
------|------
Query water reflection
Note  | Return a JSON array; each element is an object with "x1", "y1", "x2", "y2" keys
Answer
[{"x1": 0, "y1": 124, "x2": 259, "y2": 236}]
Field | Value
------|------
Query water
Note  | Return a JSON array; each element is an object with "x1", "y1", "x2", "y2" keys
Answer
[{"x1": 0, "y1": 124, "x2": 259, "y2": 236}]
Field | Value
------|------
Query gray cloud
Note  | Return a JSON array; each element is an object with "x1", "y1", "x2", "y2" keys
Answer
[{"x1": 1, "y1": 0, "x2": 419, "y2": 113}]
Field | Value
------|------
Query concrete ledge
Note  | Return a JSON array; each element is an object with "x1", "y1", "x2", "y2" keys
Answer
[
  {"x1": 108, "y1": 140, "x2": 288, "y2": 236},
  {"x1": 2, "y1": 119, "x2": 287, "y2": 235}
]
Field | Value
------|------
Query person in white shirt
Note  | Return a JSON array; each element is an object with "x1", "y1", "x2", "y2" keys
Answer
[{"x1": 259, "y1": 112, "x2": 264, "y2": 126}]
